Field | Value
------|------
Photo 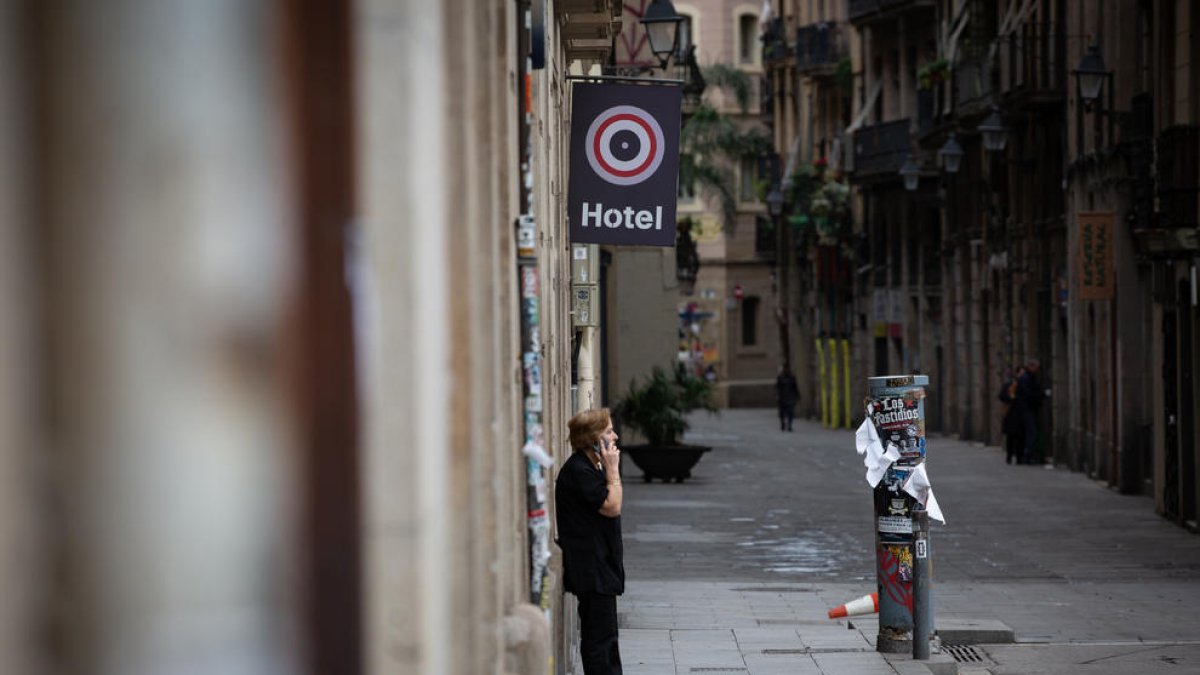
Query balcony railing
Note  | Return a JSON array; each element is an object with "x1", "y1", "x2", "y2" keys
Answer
[
  {"x1": 848, "y1": 0, "x2": 933, "y2": 23},
  {"x1": 1157, "y1": 125, "x2": 1200, "y2": 230},
  {"x1": 853, "y1": 118, "x2": 911, "y2": 177},
  {"x1": 1128, "y1": 94, "x2": 1155, "y2": 231},
  {"x1": 916, "y1": 88, "x2": 949, "y2": 137},
  {"x1": 796, "y1": 22, "x2": 842, "y2": 73},
  {"x1": 953, "y1": 57, "x2": 993, "y2": 113},
  {"x1": 998, "y1": 21, "x2": 1063, "y2": 99},
  {"x1": 761, "y1": 18, "x2": 788, "y2": 63}
]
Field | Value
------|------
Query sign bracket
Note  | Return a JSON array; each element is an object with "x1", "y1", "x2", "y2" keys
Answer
[{"x1": 565, "y1": 74, "x2": 683, "y2": 86}]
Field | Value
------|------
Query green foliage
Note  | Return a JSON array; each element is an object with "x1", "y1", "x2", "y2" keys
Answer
[
  {"x1": 700, "y1": 64, "x2": 754, "y2": 113},
  {"x1": 679, "y1": 101, "x2": 773, "y2": 230},
  {"x1": 835, "y1": 58, "x2": 853, "y2": 98},
  {"x1": 615, "y1": 365, "x2": 717, "y2": 447},
  {"x1": 917, "y1": 59, "x2": 951, "y2": 90}
]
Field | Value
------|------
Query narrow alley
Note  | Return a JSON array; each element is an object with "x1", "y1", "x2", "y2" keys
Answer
[{"x1": 617, "y1": 410, "x2": 1200, "y2": 674}]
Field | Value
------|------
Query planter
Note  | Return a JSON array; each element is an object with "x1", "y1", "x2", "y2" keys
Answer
[{"x1": 623, "y1": 444, "x2": 712, "y2": 483}]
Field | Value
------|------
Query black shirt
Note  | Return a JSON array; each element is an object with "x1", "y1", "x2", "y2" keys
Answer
[{"x1": 555, "y1": 451, "x2": 624, "y2": 596}]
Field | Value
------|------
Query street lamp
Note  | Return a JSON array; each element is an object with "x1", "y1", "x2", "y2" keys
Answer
[
  {"x1": 899, "y1": 155, "x2": 920, "y2": 191},
  {"x1": 978, "y1": 106, "x2": 1008, "y2": 152},
  {"x1": 938, "y1": 135, "x2": 964, "y2": 174},
  {"x1": 766, "y1": 185, "x2": 784, "y2": 217},
  {"x1": 1073, "y1": 44, "x2": 1108, "y2": 106},
  {"x1": 641, "y1": 0, "x2": 684, "y2": 68},
  {"x1": 765, "y1": 183, "x2": 791, "y2": 369}
]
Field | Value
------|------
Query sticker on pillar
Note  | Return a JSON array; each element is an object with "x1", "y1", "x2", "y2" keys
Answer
[
  {"x1": 885, "y1": 544, "x2": 913, "y2": 582},
  {"x1": 915, "y1": 539, "x2": 928, "y2": 559},
  {"x1": 878, "y1": 516, "x2": 913, "y2": 535},
  {"x1": 568, "y1": 83, "x2": 681, "y2": 247}
]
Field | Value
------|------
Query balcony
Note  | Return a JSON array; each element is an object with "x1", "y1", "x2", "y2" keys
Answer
[
  {"x1": 852, "y1": 119, "x2": 911, "y2": 178},
  {"x1": 795, "y1": 23, "x2": 843, "y2": 74},
  {"x1": 953, "y1": 57, "x2": 993, "y2": 115},
  {"x1": 1156, "y1": 125, "x2": 1200, "y2": 230},
  {"x1": 761, "y1": 18, "x2": 789, "y2": 64},
  {"x1": 916, "y1": 87, "x2": 951, "y2": 137},
  {"x1": 998, "y1": 21, "x2": 1064, "y2": 104},
  {"x1": 556, "y1": 0, "x2": 621, "y2": 62},
  {"x1": 759, "y1": 75, "x2": 774, "y2": 126},
  {"x1": 848, "y1": 0, "x2": 935, "y2": 24},
  {"x1": 1133, "y1": 120, "x2": 1199, "y2": 257}
]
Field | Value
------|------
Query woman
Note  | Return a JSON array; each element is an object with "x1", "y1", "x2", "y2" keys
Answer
[
  {"x1": 999, "y1": 367, "x2": 1024, "y2": 464},
  {"x1": 555, "y1": 408, "x2": 624, "y2": 674}
]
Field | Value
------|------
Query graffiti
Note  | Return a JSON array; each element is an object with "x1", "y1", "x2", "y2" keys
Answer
[{"x1": 879, "y1": 544, "x2": 914, "y2": 617}]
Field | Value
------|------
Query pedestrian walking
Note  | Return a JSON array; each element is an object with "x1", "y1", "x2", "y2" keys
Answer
[
  {"x1": 998, "y1": 367, "x2": 1024, "y2": 464},
  {"x1": 555, "y1": 408, "x2": 624, "y2": 675},
  {"x1": 775, "y1": 366, "x2": 799, "y2": 431},
  {"x1": 1017, "y1": 359, "x2": 1044, "y2": 464}
]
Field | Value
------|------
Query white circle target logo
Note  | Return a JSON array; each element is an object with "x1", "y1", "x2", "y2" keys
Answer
[{"x1": 584, "y1": 105, "x2": 666, "y2": 186}]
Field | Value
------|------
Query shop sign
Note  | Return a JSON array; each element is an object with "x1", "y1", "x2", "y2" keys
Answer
[{"x1": 1078, "y1": 212, "x2": 1115, "y2": 300}]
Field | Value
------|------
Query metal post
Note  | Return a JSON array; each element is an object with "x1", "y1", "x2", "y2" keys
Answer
[
  {"x1": 866, "y1": 374, "x2": 931, "y2": 654},
  {"x1": 912, "y1": 510, "x2": 932, "y2": 659}
]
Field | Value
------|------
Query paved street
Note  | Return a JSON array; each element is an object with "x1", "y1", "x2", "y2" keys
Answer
[{"x1": 615, "y1": 409, "x2": 1200, "y2": 674}]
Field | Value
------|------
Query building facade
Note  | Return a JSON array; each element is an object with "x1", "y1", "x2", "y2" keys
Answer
[
  {"x1": 629, "y1": 0, "x2": 784, "y2": 408},
  {"x1": 0, "y1": 1, "x2": 627, "y2": 673},
  {"x1": 765, "y1": 0, "x2": 1200, "y2": 529}
]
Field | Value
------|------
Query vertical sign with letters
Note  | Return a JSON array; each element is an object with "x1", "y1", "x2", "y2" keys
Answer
[
  {"x1": 568, "y1": 83, "x2": 681, "y2": 247},
  {"x1": 1078, "y1": 212, "x2": 1115, "y2": 300}
]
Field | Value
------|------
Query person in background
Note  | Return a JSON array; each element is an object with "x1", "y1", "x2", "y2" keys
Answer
[
  {"x1": 999, "y1": 366, "x2": 1025, "y2": 464},
  {"x1": 555, "y1": 408, "x2": 624, "y2": 675},
  {"x1": 1017, "y1": 359, "x2": 1045, "y2": 464},
  {"x1": 775, "y1": 365, "x2": 799, "y2": 432}
]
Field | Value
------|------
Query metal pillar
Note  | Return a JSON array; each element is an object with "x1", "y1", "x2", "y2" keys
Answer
[
  {"x1": 913, "y1": 510, "x2": 932, "y2": 659},
  {"x1": 866, "y1": 374, "x2": 932, "y2": 654}
]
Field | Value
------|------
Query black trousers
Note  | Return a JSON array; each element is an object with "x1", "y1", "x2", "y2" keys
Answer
[{"x1": 577, "y1": 592, "x2": 622, "y2": 675}]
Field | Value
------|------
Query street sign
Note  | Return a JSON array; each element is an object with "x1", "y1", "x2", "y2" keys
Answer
[{"x1": 568, "y1": 83, "x2": 681, "y2": 247}]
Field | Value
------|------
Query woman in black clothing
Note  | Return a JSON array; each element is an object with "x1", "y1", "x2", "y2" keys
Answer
[{"x1": 555, "y1": 408, "x2": 624, "y2": 675}]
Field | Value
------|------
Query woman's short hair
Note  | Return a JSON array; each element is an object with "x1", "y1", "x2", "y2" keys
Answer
[{"x1": 568, "y1": 408, "x2": 611, "y2": 451}]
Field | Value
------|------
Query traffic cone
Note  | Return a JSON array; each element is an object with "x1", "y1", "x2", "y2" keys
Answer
[{"x1": 827, "y1": 592, "x2": 878, "y2": 619}]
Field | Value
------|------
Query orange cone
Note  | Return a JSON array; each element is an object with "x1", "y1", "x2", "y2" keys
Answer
[{"x1": 827, "y1": 592, "x2": 879, "y2": 619}]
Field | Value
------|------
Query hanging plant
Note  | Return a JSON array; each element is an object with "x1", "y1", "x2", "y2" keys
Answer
[{"x1": 917, "y1": 59, "x2": 951, "y2": 90}]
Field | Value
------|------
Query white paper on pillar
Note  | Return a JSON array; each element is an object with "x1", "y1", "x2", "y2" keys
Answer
[
  {"x1": 855, "y1": 417, "x2": 900, "y2": 487},
  {"x1": 523, "y1": 441, "x2": 554, "y2": 468},
  {"x1": 865, "y1": 443, "x2": 902, "y2": 487},
  {"x1": 903, "y1": 463, "x2": 945, "y2": 523}
]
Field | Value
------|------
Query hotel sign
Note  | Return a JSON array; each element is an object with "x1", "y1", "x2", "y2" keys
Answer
[{"x1": 567, "y1": 83, "x2": 681, "y2": 247}]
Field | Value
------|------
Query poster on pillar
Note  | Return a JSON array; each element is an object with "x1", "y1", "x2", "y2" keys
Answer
[
  {"x1": 568, "y1": 83, "x2": 681, "y2": 247},
  {"x1": 1078, "y1": 212, "x2": 1115, "y2": 300}
]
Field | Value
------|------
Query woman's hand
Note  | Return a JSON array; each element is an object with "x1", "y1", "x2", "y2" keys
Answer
[{"x1": 600, "y1": 437, "x2": 621, "y2": 476}]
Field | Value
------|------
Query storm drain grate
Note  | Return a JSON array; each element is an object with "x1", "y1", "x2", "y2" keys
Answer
[{"x1": 945, "y1": 645, "x2": 984, "y2": 663}]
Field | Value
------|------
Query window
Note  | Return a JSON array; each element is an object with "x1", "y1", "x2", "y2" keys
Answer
[
  {"x1": 738, "y1": 14, "x2": 759, "y2": 64},
  {"x1": 678, "y1": 14, "x2": 694, "y2": 55},
  {"x1": 739, "y1": 155, "x2": 760, "y2": 201},
  {"x1": 741, "y1": 296, "x2": 759, "y2": 346}
]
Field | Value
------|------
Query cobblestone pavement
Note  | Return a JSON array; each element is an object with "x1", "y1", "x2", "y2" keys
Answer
[{"x1": 612, "y1": 409, "x2": 1200, "y2": 674}]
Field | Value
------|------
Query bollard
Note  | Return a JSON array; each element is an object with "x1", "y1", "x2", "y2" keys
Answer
[
  {"x1": 866, "y1": 375, "x2": 931, "y2": 654},
  {"x1": 912, "y1": 510, "x2": 932, "y2": 659}
]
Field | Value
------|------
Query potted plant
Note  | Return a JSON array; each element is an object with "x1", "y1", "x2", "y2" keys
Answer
[
  {"x1": 917, "y1": 59, "x2": 950, "y2": 90},
  {"x1": 614, "y1": 364, "x2": 718, "y2": 483}
]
